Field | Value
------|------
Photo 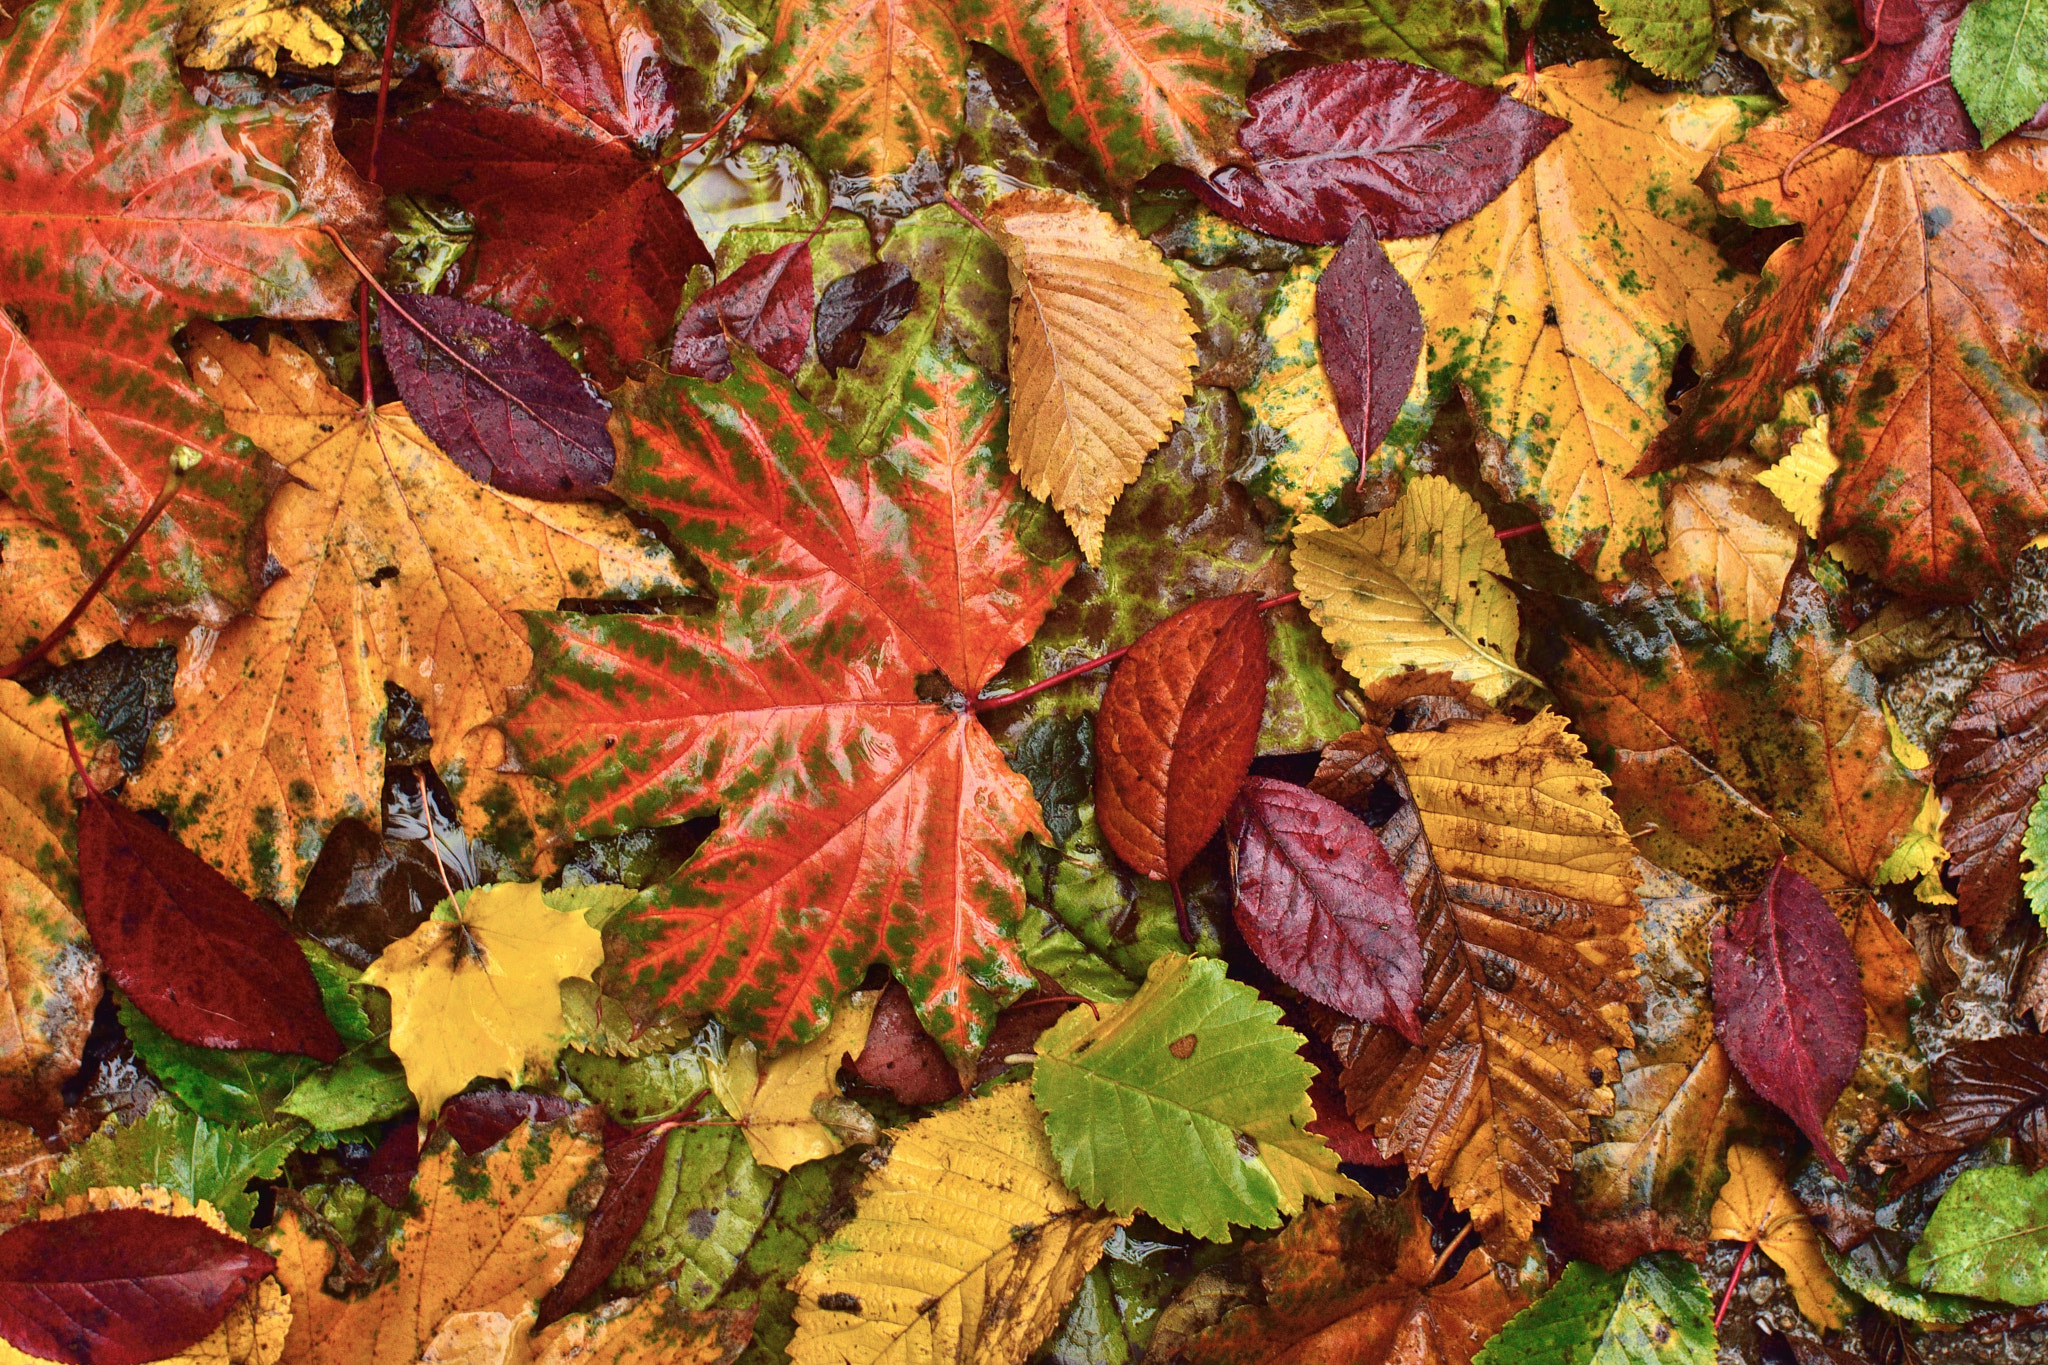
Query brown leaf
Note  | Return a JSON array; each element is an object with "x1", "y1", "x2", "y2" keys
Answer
[
  {"x1": 1935, "y1": 651, "x2": 2048, "y2": 945},
  {"x1": 1866, "y1": 1034, "x2": 2048, "y2": 1188},
  {"x1": 849, "y1": 980, "x2": 963, "y2": 1108}
]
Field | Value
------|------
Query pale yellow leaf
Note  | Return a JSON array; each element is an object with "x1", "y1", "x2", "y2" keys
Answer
[
  {"x1": 179, "y1": 0, "x2": 347, "y2": 75},
  {"x1": 139, "y1": 327, "x2": 682, "y2": 902},
  {"x1": 985, "y1": 189, "x2": 1197, "y2": 563},
  {"x1": 1291, "y1": 474, "x2": 1532, "y2": 705},
  {"x1": 1756, "y1": 415, "x2": 1839, "y2": 537},
  {"x1": 712, "y1": 990, "x2": 881, "y2": 1171},
  {"x1": 1709, "y1": 1144, "x2": 1853, "y2": 1331},
  {"x1": 789, "y1": 1084, "x2": 1124, "y2": 1365},
  {"x1": 1651, "y1": 456, "x2": 1801, "y2": 653},
  {"x1": 362, "y1": 882, "x2": 606, "y2": 1118}
]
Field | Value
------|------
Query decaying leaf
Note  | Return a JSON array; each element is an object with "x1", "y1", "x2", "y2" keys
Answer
[
  {"x1": 1707, "y1": 1144, "x2": 1852, "y2": 1330},
  {"x1": 1755, "y1": 415, "x2": 1839, "y2": 540},
  {"x1": 985, "y1": 188, "x2": 1198, "y2": 563},
  {"x1": 788, "y1": 1084, "x2": 1124, "y2": 1365},
  {"x1": 0, "y1": 508, "x2": 123, "y2": 668},
  {"x1": 1937, "y1": 642, "x2": 2048, "y2": 944},
  {"x1": 1471, "y1": 1255, "x2": 1714, "y2": 1364},
  {"x1": 1650, "y1": 457, "x2": 1801, "y2": 655},
  {"x1": 1907, "y1": 1163, "x2": 2048, "y2": 1305},
  {"x1": 1866, "y1": 1033, "x2": 2048, "y2": 1187},
  {"x1": 178, "y1": 0, "x2": 345, "y2": 75}
]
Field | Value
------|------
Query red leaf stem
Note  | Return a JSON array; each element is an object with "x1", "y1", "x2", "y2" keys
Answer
[{"x1": 1780, "y1": 72, "x2": 1953, "y2": 197}]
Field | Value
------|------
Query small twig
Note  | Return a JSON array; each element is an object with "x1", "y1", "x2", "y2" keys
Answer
[
  {"x1": 277, "y1": 1190, "x2": 372, "y2": 1285},
  {"x1": 1524, "y1": 36, "x2": 1537, "y2": 86},
  {"x1": 1, "y1": 451, "x2": 193, "y2": 681},
  {"x1": 941, "y1": 190, "x2": 994, "y2": 238},
  {"x1": 1494, "y1": 521, "x2": 1546, "y2": 541},
  {"x1": 58, "y1": 716, "x2": 96, "y2": 796},
  {"x1": 368, "y1": 0, "x2": 401, "y2": 182},
  {"x1": 1427, "y1": 1221, "x2": 1476, "y2": 1284},
  {"x1": 1779, "y1": 73, "x2": 1952, "y2": 199},
  {"x1": 416, "y1": 771, "x2": 458, "y2": 910},
  {"x1": 358, "y1": 282, "x2": 374, "y2": 412},
  {"x1": 656, "y1": 69, "x2": 759, "y2": 169}
]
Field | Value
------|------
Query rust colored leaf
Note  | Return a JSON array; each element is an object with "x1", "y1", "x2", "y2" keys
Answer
[
  {"x1": 1315, "y1": 222, "x2": 1424, "y2": 472},
  {"x1": 1935, "y1": 651, "x2": 2048, "y2": 945},
  {"x1": 537, "y1": 1119, "x2": 674, "y2": 1327},
  {"x1": 1189, "y1": 58, "x2": 1569, "y2": 244},
  {"x1": 1711, "y1": 860, "x2": 1867, "y2": 1180},
  {"x1": 0, "y1": 1207, "x2": 273, "y2": 1365},
  {"x1": 381, "y1": 292, "x2": 616, "y2": 500},
  {"x1": 1305, "y1": 1065, "x2": 1392, "y2": 1166},
  {"x1": 1095, "y1": 594, "x2": 1270, "y2": 885},
  {"x1": 1867, "y1": 1034, "x2": 2048, "y2": 1188},
  {"x1": 78, "y1": 779, "x2": 342, "y2": 1062},
  {"x1": 851, "y1": 980, "x2": 964, "y2": 1107},
  {"x1": 1226, "y1": 777, "x2": 1423, "y2": 1042},
  {"x1": 1182, "y1": 1188, "x2": 1523, "y2": 1365},
  {"x1": 815, "y1": 262, "x2": 918, "y2": 375},
  {"x1": 1820, "y1": 0, "x2": 1977, "y2": 156},
  {"x1": 670, "y1": 241, "x2": 816, "y2": 382}
]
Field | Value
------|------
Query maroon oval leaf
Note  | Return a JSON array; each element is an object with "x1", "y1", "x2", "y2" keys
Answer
[
  {"x1": 381, "y1": 291, "x2": 616, "y2": 501},
  {"x1": 815, "y1": 262, "x2": 918, "y2": 375},
  {"x1": 0, "y1": 1208, "x2": 274, "y2": 1365},
  {"x1": 537, "y1": 1119, "x2": 672, "y2": 1327},
  {"x1": 670, "y1": 240, "x2": 815, "y2": 382},
  {"x1": 361, "y1": 1119, "x2": 422, "y2": 1209},
  {"x1": 1187, "y1": 58, "x2": 1568, "y2": 244},
  {"x1": 850, "y1": 979, "x2": 963, "y2": 1107},
  {"x1": 1710, "y1": 860, "x2": 1867, "y2": 1180},
  {"x1": 1095, "y1": 593, "x2": 1270, "y2": 883},
  {"x1": 440, "y1": 1089, "x2": 582, "y2": 1155},
  {"x1": 1315, "y1": 221, "x2": 1425, "y2": 477},
  {"x1": 79, "y1": 794, "x2": 342, "y2": 1061},
  {"x1": 1226, "y1": 776, "x2": 1423, "y2": 1042},
  {"x1": 1821, "y1": 0, "x2": 1978, "y2": 155}
]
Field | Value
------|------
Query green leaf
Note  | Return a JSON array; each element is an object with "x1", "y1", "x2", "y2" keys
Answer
[
  {"x1": 714, "y1": 1147, "x2": 872, "y2": 1365},
  {"x1": 565, "y1": 1032, "x2": 720, "y2": 1122},
  {"x1": 1267, "y1": 1, "x2": 1510, "y2": 86},
  {"x1": 1820, "y1": 1244, "x2": 1981, "y2": 1324},
  {"x1": 614, "y1": 1123, "x2": 776, "y2": 1300},
  {"x1": 2022, "y1": 774, "x2": 2048, "y2": 929},
  {"x1": 1596, "y1": 0, "x2": 1717, "y2": 79},
  {"x1": 1030, "y1": 954, "x2": 1356, "y2": 1241},
  {"x1": 278, "y1": 1051, "x2": 411, "y2": 1133},
  {"x1": 1473, "y1": 1255, "x2": 1716, "y2": 1364},
  {"x1": 1953, "y1": 0, "x2": 2048, "y2": 147},
  {"x1": 1907, "y1": 1164, "x2": 2048, "y2": 1305},
  {"x1": 47, "y1": 1096, "x2": 298, "y2": 1232}
]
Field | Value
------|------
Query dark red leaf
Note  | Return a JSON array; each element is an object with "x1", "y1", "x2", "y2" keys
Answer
[
  {"x1": 348, "y1": 102, "x2": 710, "y2": 383},
  {"x1": 973, "y1": 997, "x2": 1077, "y2": 1087},
  {"x1": 381, "y1": 291, "x2": 615, "y2": 500},
  {"x1": 78, "y1": 793, "x2": 341, "y2": 1061},
  {"x1": 1315, "y1": 222, "x2": 1425, "y2": 476},
  {"x1": 0, "y1": 1208, "x2": 274, "y2": 1365},
  {"x1": 1865, "y1": 1034, "x2": 2048, "y2": 1187},
  {"x1": 536, "y1": 1120, "x2": 672, "y2": 1327},
  {"x1": 1821, "y1": 0, "x2": 1977, "y2": 155},
  {"x1": 1863, "y1": 0, "x2": 1933, "y2": 43},
  {"x1": 669, "y1": 241, "x2": 815, "y2": 382},
  {"x1": 1095, "y1": 593, "x2": 1270, "y2": 884},
  {"x1": 1934, "y1": 653, "x2": 2048, "y2": 946},
  {"x1": 815, "y1": 262, "x2": 918, "y2": 375},
  {"x1": 1227, "y1": 777, "x2": 1423, "y2": 1042},
  {"x1": 361, "y1": 1119, "x2": 421, "y2": 1209},
  {"x1": 439, "y1": 1090, "x2": 582, "y2": 1154},
  {"x1": 1305, "y1": 1064, "x2": 1394, "y2": 1166},
  {"x1": 850, "y1": 980, "x2": 963, "y2": 1107},
  {"x1": 1710, "y1": 860, "x2": 1866, "y2": 1180},
  {"x1": 1186, "y1": 58, "x2": 1568, "y2": 244}
]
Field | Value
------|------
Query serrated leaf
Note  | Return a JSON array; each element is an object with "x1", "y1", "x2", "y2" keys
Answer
[
  {"x1": 1472, "y1": 1255, "x2": 1715, "y2": 1364},
  {"x1": 1596, "y1": 0, "x2": 1717, "y2": 78},
  {"x1": 1908, "y1": 1163, "x2": 2048, "y2": 1305},
  {"x1": 1953, "y1": 0, "x2": 2048, "y2": 146},
  {"x1": 985, "y1": 188, "x2": 1198, "y2": 563},
  {"x1": 1867, "y1": 1034, "x2": 2048, "y2": 1187},
  {"x1": 758, "y1": 0, "x2": 966, "y2": 178},
  {"x1": 789, "y1": 1085, "x2": 1124, "y2": 1365},
  {"x1": 1755, "y1": 416, "x2": 1839, "y2": 539},
  {"x1": 1707, "y1": 1144, "x2": 1852, "y2": 1330},
  {"x1": 47, "y1": 1097, "x2": 298, "y2": 1233},
  {"x1": 1940, "y1": 646, "x2": 2048, "y2": 944},
  {"x1": 1293, "y1": 475, "x2": 1529, "y2": 705},
  {"x1": 1032, "y1": 953, "x2": 1358, "y2": 1241}
]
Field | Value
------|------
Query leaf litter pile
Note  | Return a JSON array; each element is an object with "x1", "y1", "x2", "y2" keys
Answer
[{"x1": 10, "y1": 0, "x2": 2048, "y2": 1362}]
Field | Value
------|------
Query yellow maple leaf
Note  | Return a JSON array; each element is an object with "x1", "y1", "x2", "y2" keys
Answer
[
  {"x1": 1651, "y1": 456, "x2": 1801, "y2": 654},
  {"x1": 0, "y1": 506, "x2": 122, "y2": 667},
  {"x1": 1756, "y1": 415, "x2": 1839, "y2": 538},
  {"x1": 2, "y1": 1186, "x2": 291, "y2": 1365},
  {"x1": 985, "y1": 188, "x2": 1197, "y2": 564},
  {"x1": 1388, "y1": 61, "x2": 1754, "y2": 579},
  {"x1": 138, "y1": 326, "x2": 682, "y2": 902},
  {"x1": 710, "y1": 990, "x2": 881, "y2": 1171},
  {"x1": 789, "y1": 1084, "x2": 1124, "y2": 1365},
  {"x1": 268, "y1": 1112, "x2": 606, "y2": 1364},
  {"x1": 1709, "y1": 1144, "x2": 1854, "y2": 1331},
  {"x1": 179, "y1": 0, "x2": 347, "y2": 76},
  {"x1": 362, "y1": 882, "x2": 606, "y2": 1118},
  {"x1": 1292, "y1": 475, "x2": 1533, "y2": 705}
]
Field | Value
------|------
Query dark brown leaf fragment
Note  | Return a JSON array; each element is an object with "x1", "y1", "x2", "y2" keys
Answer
[
  {"x1": 537, "y1": 1119, "x2": 674, "y2": 1327},
  {"x1": 1865, "y1": 1033, "x2": 2048, "y2": 1188},
  {"x1": 1934, "y1": 652, "x2": 2048, "y2": 946},
  {"x1": 439, "y1": 1090, "x2": 582, "y2": 1155},
  {"x1": 815, "y1": 262, "x2": 918, "y2": 375}
]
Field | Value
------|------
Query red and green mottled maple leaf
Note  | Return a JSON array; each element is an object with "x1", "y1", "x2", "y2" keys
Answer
[
  {"x1": 510, "y1": 347, "x2": 1074, "y2": 1058},
  {"x1": 0, "y1": 0, "x2": 373, "y2": 620},
  {"x1": 758, "y1": 0, "x2": 968, "y2": 178},
  {"x1": 958, "y1": 0, "x2": 1287, "y2": 186}
]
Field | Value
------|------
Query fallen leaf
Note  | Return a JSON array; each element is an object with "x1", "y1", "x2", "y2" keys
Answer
[
  {"x1": 1953, "y1": 0, "x2": 2048, "y2": 145},
  {"x1": 849, "y1": 980, "x2": 963, "y2": 1107},
  {"x1": 0, "y1": 0, "x2": 372, "y2": 619},
  {"x1": 178, "y1": 0, "x2": 344, "y2": 75},
  {"x1": 1708, "y1": 1144, "x2": 1853, "y2": 1330},
  {"x1": 48, "y1": 1097, "x2": 297, "y2": 1234},
  {"x1": 1226, "y1": 777, "x2": 1424, "y2": 1042},
  {"x1": 1937, "y1": 647, "x2": 2048, "y2": 943},
  {"x1": 1471, "y1": 1255, "x2": 1715, "y2": 1364},
  {"x1": 957, "y1": 0, "x2": 1287, "y2": 185},
  {"x1": 1267, "y1": 0, "x2": 1511, "y2": 85},
  {"x1": 1651, "y1": 457, "x2": 1802, "y2": 655},
  {"x1": 1311, "y1": 709, "x2": 1642, "y2": 1254},
  {"x1": 1755, "y1": 416, "x2": 1839, "y2": 540},
  {"x1": 1235, "y1": 256, "x2": 1364, "y2": 520},
  {"x1": 1907, "y1": 1163, "x2": 2048, "y2": 1304},
  {"x1": 1711, "y1": 861, "x2": 1866, "y2": 1179},
  {"x1": 1866, "y1": 1034, "x2": 2048, "y2": 1187},
  {"x1": 1597, "y1": 0, "x2": 1717, "y2": 77},
  {"x1": 0, "y1": 684, "x2": 98, "y2": 1119},
  {"x1": 380, "y1": 292, "x2": 616, "y2": 501},
  {"x1": 1652, "y1": 80, "x2": 2048, "y2": 599},
  {"x1": 1032, "y1": 953, "x2": 1358, "y2": 1241},
  {"x1": 788, "y1": 1084, "x2": 1124, "y2": 1365},
  {"x1": 757, "y1": 0, "x2": 966, "y2": 178},
  {"x1": 712, "y1": 991, "x2": 880, "y2": 1171},
  {"x1": 814, "y1": 263, "x2": 918, "y2": 376},
  {"x1": 1819, "y1": 0, "x2": 1978, "y2": 155},
  {"x1": 137, "y1": 326, "x2": 680, "y2": 902},
  {"x1": 1187, "y1": 57, "x2": 1567, "y2": 244},
  {"x1": 1292, "y1": 475, "x2": 1528, "y2": 704},
  {"x1": 1094, "y1": 594, "x2": 1269, "y2": 888},
  {"x1": 985, "y1": 188, "x2": 1198, "y2": 563},
  {"x1": 1316, "y1": 222, "x2": 1424, "y2": 473},
  {"x1": 439, "y1": 1090, "x2": 583, "y2": 1155},
  {"x1": 669, "y1": 242, "x2": 815, "y2": 381},
  {"x1": 509, "y1": 348, "x2": 1071, "y2": 1058},
  {"x1": 532, "y1": 1292, "x2": 752, "y2": 1365},
  {"x1": 1387, "y1": 62, "x2": 1755, "y2": 578},
  {"x1": 0, "y1": 1206, "x2": 274, "y2": 1365},
  {"x1": 0, "y1": 508, "x2": 123, "y2": 667},
  {"x1": 535, "y1": 1120, "x2": 673, "y2": 1328},
  {"x1": 1183, "y1": 1188, "x2": 1524, "y2": 1365}
]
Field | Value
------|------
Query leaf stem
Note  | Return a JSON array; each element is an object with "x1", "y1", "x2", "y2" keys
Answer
[
  {"x1": 1779, "y1": 73, "x2": 1954, "y2": 198},
  {"x1": 1494, "y1": 521, "x2": 1546, "y2": 540},
  {"x1": 941, "y1": 190, "x2": 994, "y2": 238},
  {"x1": 1714, "y1": 1236, "x2": 1758, "y2": 1328},
  {"x1": 416, "y1": 770, "x2": 459, "y2": 910},
  {"x1": 368, "y1": 0, "x2": 401, "y2": 183},
  {"x1": 1171, "y1": 880, "x2": 1194, "y2": 945},
  {"x1": 1, "y1": 458, "x2": 189, "y2": 682},
  {"x1": 656, "y1": 69, "x2": 759, "y2": 169},
  {"x1": 57, "y1": 715, "x2": 97, "y2": 797},
  {"x1": 1427, "y1": 1221, "x2": 1476, "y2": 1284},
  {"x1": 1841, "y1": 0, "x2": 1885, "y2": 65},
  {"x1": 358, "y1": 281, "x2": 374, "y2": 412}
]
